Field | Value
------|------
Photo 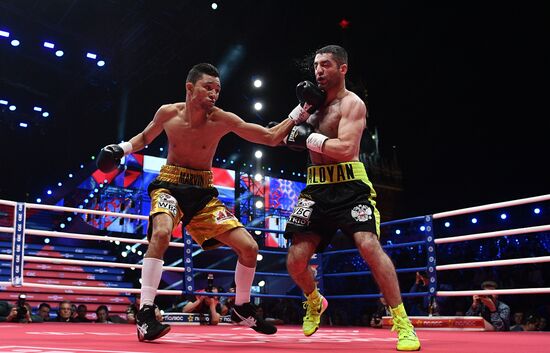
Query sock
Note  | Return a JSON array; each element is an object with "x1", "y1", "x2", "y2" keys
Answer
[
  {"x1": 140, "y1": 257, "x2": 164, "y2": 308},
  {"x1": 234, "y1": 261, "x2": 255, "y2": 305},
  {"x1": 306, "y1": 287, "x2": 320, "y2": 300},
  {"x1": 390, "y1": 302, "x2": 408, "y2": 318}
]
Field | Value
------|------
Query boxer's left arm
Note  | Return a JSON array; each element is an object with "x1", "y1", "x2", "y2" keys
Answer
[
  {"x1": 315, "y1": 97, "x2": 366, "y2": 159},
  {"x1": 224, "y1": 111, "x2": 296, "y2": 146}
]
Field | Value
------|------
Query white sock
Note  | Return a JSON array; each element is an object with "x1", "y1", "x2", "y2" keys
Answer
[
  {"x1": 234, "y1": 261, "x2": 255, "y2": 305},
  {"x1": 140, "y1": 257, "x2": 164, "y2": 308}
]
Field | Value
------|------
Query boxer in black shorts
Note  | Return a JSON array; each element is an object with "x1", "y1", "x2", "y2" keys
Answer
[
  {"x1": 285, "y1": 162, "x2": 380, "y2": 252},
  {"x1": 283, "y1": 45, "x2": 420, "y2": 351}
]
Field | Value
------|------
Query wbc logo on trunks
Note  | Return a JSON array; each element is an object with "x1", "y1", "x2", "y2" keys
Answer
[
  {"x1": 351, "y1": 204, "x2": 372, "y2": 222},
  {"x1": 158, "y1": 193, "x2": 177, "y2": 216}
]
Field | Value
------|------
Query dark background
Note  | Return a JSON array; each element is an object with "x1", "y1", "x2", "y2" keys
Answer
[{"x1": 0, "y1": 1, "x2": 547, "y2": 218}]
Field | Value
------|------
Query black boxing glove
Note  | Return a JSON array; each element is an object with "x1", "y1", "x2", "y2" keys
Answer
[
  {"x1": 288, "y1": 81, "x2": 326, "y2": 124},
  {"x1": 284, "y1": 123, "x2": 328, "y2": 153},
  {"x1": 96, "y1": 142, "x2": 132, "y2": 173}
]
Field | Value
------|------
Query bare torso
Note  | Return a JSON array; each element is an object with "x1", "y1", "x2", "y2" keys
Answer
[
  {"x1": 307, "y1": 90, "x2": 365, "y2": 165},
  {"x1": 163, "y1": 103, "x2": 229, "y2": 170}
]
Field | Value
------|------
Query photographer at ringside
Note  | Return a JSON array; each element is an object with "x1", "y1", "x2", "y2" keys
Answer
[
  {"x1": 181, "y1": 274, "x2": 223, "y2": 325},
  {"x1": 466, "y1": 280, "x2": 510, "y2": 331},
  {"x1": 0, "y1": 294, "x2": 33, "y2": 323}
]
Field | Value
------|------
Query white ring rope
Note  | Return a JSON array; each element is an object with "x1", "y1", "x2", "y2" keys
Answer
[
  {"x1": 22, "y1": 255, "x2": 185, "y2": 272},
  {"x1": 437, "y1": 288, "x2": 550, "y2": 297},
  {"x1": 0, "y1": 226, "x2": 14, "y2": 234},
  {"x1": 25, "y1": 202, "x2": 148, "y2": 220},
  {"x1": 1, "y1": 282, "x2": 182, "y2": 295},
  {"x1": 25, "y1": 228, "x2": 184, "y2": 248},
  {"x1": 434, "y1": 225, "x2": 550, "y2": 244},
  {"x1": 0, "y1": 200, "x2": 17, "y2": 207},
  {"x1": 433, "y1": 194, "x2": 550, "y2": 219},
  {"x1": 436, "y1": 255, "x2": 550, "y2": 271}
]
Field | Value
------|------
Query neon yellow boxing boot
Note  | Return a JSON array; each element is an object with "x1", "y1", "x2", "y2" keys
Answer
[
  {"x1": 302, "y1": 288, "x2": 328, "y2": 336},
  {"x1": 391, "y1": 303, "x2": 421, "y2": 351}
]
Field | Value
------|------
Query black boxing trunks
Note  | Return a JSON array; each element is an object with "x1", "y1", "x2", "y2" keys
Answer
[
  {"x1": 147, "y1": 165, "x2": 243, "y2": 250},
  {"x1": 284, "y1": 161, "x2": 380, "y2": 252}
]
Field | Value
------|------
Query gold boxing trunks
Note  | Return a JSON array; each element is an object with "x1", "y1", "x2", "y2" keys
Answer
[{"x1": 148, "y1": 165, "x2": 244, "y2": 250}]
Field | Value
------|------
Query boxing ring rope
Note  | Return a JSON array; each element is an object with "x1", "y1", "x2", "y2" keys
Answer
[
  {"x1": 0, "y1": 198, "x2": 298, "y2": 301},
  {"x1": 315, "y1": 194, "x2": 550, "y2": 301},
  {"x1": 1, "y1": 193, "x2": 549, "y2": 311}
]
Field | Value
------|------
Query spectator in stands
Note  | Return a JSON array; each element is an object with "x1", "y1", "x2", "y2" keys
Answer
[
  {"x1": 95, "y1": 304, "x2": 127, "y2": 324},
  {"x1": 510, "y1": 314, "x2": 540, "y2": 331},
  {"x1": 38, "y1": 303, "x2": 51, "y2": 322},
  {"x1": 55, "y1": 300, "x2": 75, "y2": 322},
  {"x1": 510, "y1": 311, "x2": 525, "y2": 331},
  {"x1": 74, "y1": 304, "x2": 92, "y2": 323},
  {"x1": 24, "y1": 302, "x2": 44, "y2": 323},
  {"x1": 95, "y1": 305, "x2": 113, "y2": 323},
  {"x1": 537, "y1": 317, "x2": 547, "y2": 331},
  {"x1": 125, "y1": 304, "x2": 139, "y2": 324},
  {"x1": 182, "y1": 287, "x2": 223, "y2": 325},
  {"x1": 371, "y1": 296, "x2": 391, "y2": 328},
  {"x1": 71, "y1": 304, "x2": 78, "y2": 320},
  {"x1": 219, "y1": 285, "x2": 236, "y2": 316},
  {"x1": 0, "y1": 300, "x2": 11, "y2": 322},
  {"x1": 465, "y1": 280, "x2": 510, "y2": 331},
  {"x1": 408, "y1": 271, "x2": 430, "y2": 316}
]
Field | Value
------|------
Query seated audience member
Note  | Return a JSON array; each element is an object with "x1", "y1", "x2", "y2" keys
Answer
[
  {"x1": 371, "y1": 296, "x2": 391, "y2": 328},
  {"x1": 510, "y1": 311, "x2": 525, "y2": 331},
  {"x1": 95, "y1": 305, "x2": 127, "y2": 324},
  {"x1": 74, "y1": 304, "x2": 92, "y2": 322},
  {"x1": 510, "y1": 314, "x2": 540, "y2": 331},
  {"x1": 125, "y1": 304, "x2": 139, "y2": 324},
  {"x1": 465, "y1": 281, "x2": 510, "y2": 331},
  {"x1": 38, "y1": 303, "x2": 51, "y2": 322},
  {"x1": 55, "y1": 300, "x2": 76, "y2": 322}
]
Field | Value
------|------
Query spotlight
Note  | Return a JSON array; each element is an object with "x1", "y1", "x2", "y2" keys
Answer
[
  {"x1": 257, "y1": 254, "x2": 263, "y2": 261},
  {"x1": 500, "y1": 213, "x2": 507, "y2": 220},
  {"x1": 534, "y1": 208, "x2": 541, "y2": 214},
  {"x1": 254, "y1": 173, "x2": 263, "y2": 182},
  {"x1": 211, "y1": 2, "x2": 218, "y2": 10},
  {"x1": 395, "y1": 229, "x2": 401, "y2": 235},
  {"x1": 444, "y1": 221, "x2": 451, "y2": 228},
  {"x1": 255, "y1": 200, "x2": 264, "y2": 209},
  {"x1": 97, "y1": 60, "x2": 105, "y2": 67},
  {"x1": 254, "y1": 102, "x2": 263, "y2": 111},
  {"x1": 0, "y1": 30, "x2": 9, "y2": 37},
  {"x1": 10, "y1": 39, "x2": 20, "y2": 47},
  {"x1": 9, "y1": 105, "x2": 16, "y2": 111},
  {"x1": 43, "y1": 41, "x2": 55, "y2": 48},
  {"x1": 253, "y1": 79, "x2": 262, "y2": 88},
  {"x1": 254, "y1": 150, "x2": 263, "y2": 159},
  {"x1": 55, "y1": 50, "x2": 64, "y2": 57},
  {"x1": 86, "y1": 52, "x2": 97, "y2": 59},
  {"x1": 258, "y1": 280, "x2": 266, "y2": 287},
  {"x1": 34, "y1": 106, "x2": 43, "y2": 112},
  {"x1": 471, "y1": 218, "x2": 478, "y2": 224},
  {"x1": 42, "y1": 112, "x2": 49, "y2": 117}
]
